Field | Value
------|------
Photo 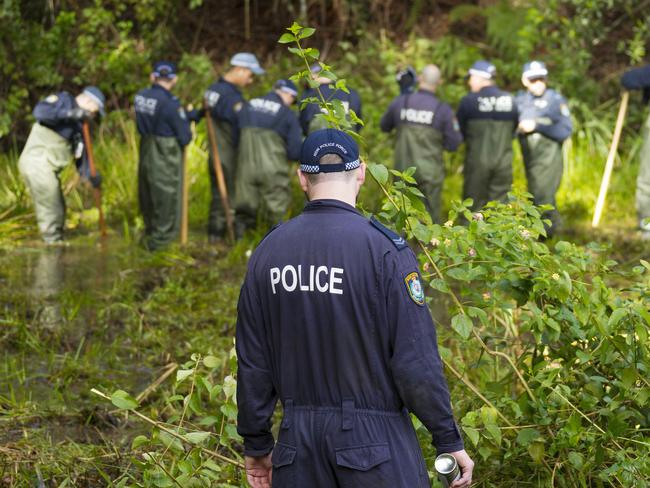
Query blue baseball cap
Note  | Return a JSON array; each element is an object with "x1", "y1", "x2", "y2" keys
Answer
[
  {"x1": 468, "y1": 60, "x2": 496, "y2": 79},
  {"x1": 300, "y1": 129, "x2": 360, "y2": 174},
  {"x1": 83, "y1": 86, "x2": 105, "y2": 116},
  {"x1": 231, "y1": 52, "x2": 264, "y2": 75},
  {"x1": 274, "y1": 79, "x2": 298, "y2": 97},
  {"x1": 152, "y1": 61, "x2": 177, "y2": 79},
  {"x1": 523, "y1": 61, "x2": 548, "y2": 79}
]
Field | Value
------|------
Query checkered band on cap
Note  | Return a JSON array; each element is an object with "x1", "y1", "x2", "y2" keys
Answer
[{"x1": 300, "y1": 128, "x2": 360, "y2": 174}]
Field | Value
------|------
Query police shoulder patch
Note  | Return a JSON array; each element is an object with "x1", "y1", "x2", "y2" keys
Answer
[
  {"x1": 45, "y1": 94, "x2": 59, "y2": 103},
  {"x1": 404, "y1": 271, "x2": 425, "y2": 306},
  {"x1": 233, "y1": 101, "x2": 244, "y2": 113},
  {"x1": 370, "y1": 217, "x2": 407, "y2": 250}
]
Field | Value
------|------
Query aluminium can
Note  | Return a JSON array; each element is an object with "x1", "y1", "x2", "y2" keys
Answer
[{"x1": 435, "y1": 453, "x2": 461, "y2": 488}]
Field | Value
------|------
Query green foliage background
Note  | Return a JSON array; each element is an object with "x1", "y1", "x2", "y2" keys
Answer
[{"x1": 1, "y1": 2, "x2": 650, "y2": 487}]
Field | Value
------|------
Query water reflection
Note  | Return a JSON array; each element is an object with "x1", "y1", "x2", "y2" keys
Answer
[{"x1": 31, "y1": 247, "x2": 64, "y2": 329}]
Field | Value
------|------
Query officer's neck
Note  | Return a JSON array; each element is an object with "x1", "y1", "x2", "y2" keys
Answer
[{"x1": 307, "y1": 185, "x2": 357, "y2": 208}]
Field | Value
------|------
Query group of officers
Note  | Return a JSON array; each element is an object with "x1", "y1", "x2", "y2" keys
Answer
[{"x1": 17, "y1": 52, "x2": 650, "y2": 246}]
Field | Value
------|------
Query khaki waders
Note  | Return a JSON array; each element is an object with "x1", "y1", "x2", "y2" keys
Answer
[{"x1": 18, "y1": 123, "x2": 72, "y2": 242}]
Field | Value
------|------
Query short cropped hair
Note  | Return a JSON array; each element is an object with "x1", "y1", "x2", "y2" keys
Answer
[{"x1": 306, "y1": 153, "x2": 356, "y2": 184}]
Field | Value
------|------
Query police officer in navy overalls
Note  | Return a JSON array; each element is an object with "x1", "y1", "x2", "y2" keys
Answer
[
  {"x1": 236, "y1": 129, "x2": 474, "y2": 488},
  {"x1": 134, "y1": 61, "x2": 192, "y2": 250}
]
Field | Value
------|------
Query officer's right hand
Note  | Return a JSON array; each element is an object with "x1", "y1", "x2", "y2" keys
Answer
[
  {"x1": 67, "y1": 107, "x2": 92, "y2": 121},
  {"x1": 244, "y1": 453, "x2": 272, "y2": 488},
  {"x1": 449, "y1": 449, "x2": 474, "y2": 488}
]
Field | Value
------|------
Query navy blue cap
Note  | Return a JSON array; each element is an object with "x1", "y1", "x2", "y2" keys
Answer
[
  {"x1": 468, "y1": 60, "x2": 496, "y2": 79},
  {"x1": 152, "y1": 61, "x2": 177, "y2": 79},
  {"x1": 83, "y1": 86, "x2": 105, "y2": 116},
  {"x1": 300, "y1": 129, "x2": 360, "y2": 174},
  {"x1": 274, "y1": 79, "x2": 298, "y2": 97},
  {"x1": 522, "y1": 61, "x2": 548, "y2": 79}
]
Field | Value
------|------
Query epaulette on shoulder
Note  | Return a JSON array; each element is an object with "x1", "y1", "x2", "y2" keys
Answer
[
  {"x1": 258, "y1": 221, "x2": 282, "y2": 245},
  {"x1": 370, "y1": 217, "x2": 407, "y2": 250}
]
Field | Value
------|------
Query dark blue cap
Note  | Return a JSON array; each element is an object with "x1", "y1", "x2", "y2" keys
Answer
[
  {"x1": 274, "y1": 79, "x2": 298, "y2": 97},
  {"x1": 83, "y1": 86, "x2": 106, "y2": 116},
  {"x1": 468, "y1": 60, "x2": 496, "y2": 79},
  {"x1": 152, "y1": 61, "x2": 177, "y2": 79},
  {"x1": 522, "y1": 61, "x2": 548, "y2": 79},
  {"x1": 300, "y1": 129, "x2": 360, "y2": 174}
]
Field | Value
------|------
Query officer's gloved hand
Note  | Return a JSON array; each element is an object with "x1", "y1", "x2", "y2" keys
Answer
[
  {"x1": 67, "y1": 107, "x2": 92, "y2": 121},
  {"x1": 89, "y1": 172, "x2": 102, "y2": 189},
  {"x1": 396, "y1": 66, "x2": 417, "y2": 94}
]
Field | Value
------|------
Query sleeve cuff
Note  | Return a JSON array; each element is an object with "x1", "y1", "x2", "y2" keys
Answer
[
  {"x1": 244, "y1": 445, "x2": 274, "y2": 457},
  {"x1": 243, "y1": 434, "x2": 275, "y2": 458}
]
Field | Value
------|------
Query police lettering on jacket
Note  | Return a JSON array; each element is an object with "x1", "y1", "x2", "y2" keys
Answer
[
  {"x1": 515, "y1": 88, "x2": 572, "y2": 143},
  {"x1": 236, "y1": 199, "x2": 464, "y2": 457},
  {"x1": 237, "y1": 92, "x2": 303, "y2": 160},
  {"x1": 456, "y1": 85, "x2": 518, "y2": 136},
  {"x1": 32, "y1": 92, "x2": 81, "y2": 142},
  {"x1": 380, "y1": 90, "x2": 462, "y2": 151},
  {"x1": 204, "y1": 78, "x2": 245, "y2": 128},
  {"x1": 299, "y1": 83, "x2": 362, "y2": 135},
  {"x1": 134, "y1": 84, "x2": 192, "y2": 146}
]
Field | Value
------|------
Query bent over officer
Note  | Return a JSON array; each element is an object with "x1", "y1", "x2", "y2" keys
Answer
[
  {"x1": 19, "y1": 86, "x2": 105, "y2": 242},
  {"x1": 134, "y1": 61, "x2": 192, "y2": 251},
  {"x1": 203, "y1": 53, "x2": 264, "y2": 243},
  {"x1": 515, "y1": 61, "x2": 572, "y2": 237},
  {"x1": 299, "y1": 64, "x2": 362, "y2": 135},
  {"x1": 457, "y1": 60, "x2": 518, "y2": 211},
  {"x1": 380, "y1": 64, "x2": 462, "y2": 223},
  {"x1": 236, "y1": 128, "x2": 474, "y2": 488},
  {"x1": 234, "y1": 79, "x2": 302, "y2": 236},
  {"x1": 621, "y1": 64, "x2": 650, "y2": 239}
]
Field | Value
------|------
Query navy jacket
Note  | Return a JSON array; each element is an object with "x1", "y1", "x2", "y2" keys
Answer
[
  {"x1": 515, "y1": 88, "x2": 572, "y2": 143},
  {"x1": 204, "y1": 77, "x2": 245, "y2": 141},
  {"x1": 299, "y1": 83, "x2": 362, "y2": 135},
  {"x1": 236, "y1": 199, "x2": 464, "y2": 456},
  {"x1": 380, "y1": 89, "x2": 463, "y2": 151},
  {"x1": 33, "y1": 91, "x2": 82, "y2": 143},
  {"x1": 621, "y1": 65, "x2": 650, "y2": 104},
  {"x1": 238, "y1": 92, "x2": 303, "y2": 160},
  {"x1": 134, "y1": 84, "x2": 192, "y2": 147},
  {"x1": 456, "y1": 85, "x2": 518, "y2": 137}
]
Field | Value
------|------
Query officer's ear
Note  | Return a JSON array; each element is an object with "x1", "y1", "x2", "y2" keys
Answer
[
  {"x1": 356, "y1": 162, "x2": 367, "y2": 188},
  {"x1": 297, "y1": 168, "x2": 310, "y2": 192}
]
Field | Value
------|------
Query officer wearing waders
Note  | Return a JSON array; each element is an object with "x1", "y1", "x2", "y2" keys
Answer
[
  {"x1": 457, "y1": 60, "x2": 518, "y2": 211},
  {"x1": 234, "y1": 79, "x2": 302, "y2": 236},
  {"x1": 299, "y1": 64, "x2": 362, "y2": 135},
  {"x1": 236, "y1": 128, "x2": 474, "y2": 488},
  {"x1": 621, "y1": 64, "x2": 650, "y2": 239},
  {"x1": 380, "y1": 65, "x2": 463, "y2": 223},
  {"x1": 515, "y1": 61, "x2": 572, "y2": 237},
  {"x1": 134, "y1": 61, "x2": 192, "y2": 251},
  {"x1": 19, "y1": 86, "x2": 105, "y2": 243},
  {"x1": 203, "y1": 53, "x2": 264, "y2": 243}
]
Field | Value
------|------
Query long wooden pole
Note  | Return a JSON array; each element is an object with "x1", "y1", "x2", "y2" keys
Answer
[
  {"x1": 592, "y1": 91, "x2": 629, "y2": 228},
  {"x1": 203, "y1": 99, "x2": 235, "y2": 242},
  {"x1": 81, "y1": 121, "x2": 107, "y2": 237},
  {"x1": 180, "y1": 149, "x2": 189, "y2": 245}
]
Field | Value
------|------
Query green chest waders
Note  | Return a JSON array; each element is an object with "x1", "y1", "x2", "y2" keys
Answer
[
  {"x1": 18, "y1": 123, "x2": 72, "y2": 242},
  {"x1": 463, "y1": 120, "x2": 514, "y2": 210},
  {"x1": 395, "y1": 124, "x2": 444, "y2": 222},
  {"x1": 207, "y1": 118, "x2": 236, "y2": 237},
  {"x1": 234, "y1": 128, "x2": 291, "y2": 232},
  {"x1": 519, "y1": 132, "x2": 564, "y2": 234},
  {"x1": 138, "y1": 135, "x2": 183, "y2": 250}
]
